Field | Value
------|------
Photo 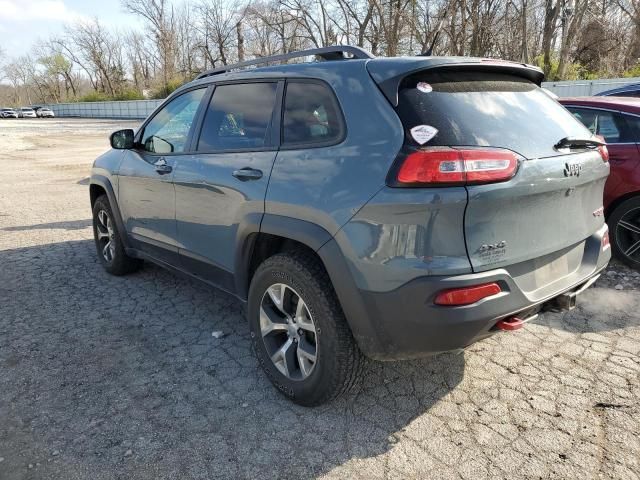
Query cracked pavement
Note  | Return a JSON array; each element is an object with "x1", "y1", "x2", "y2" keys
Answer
[{"x1": 1, "y1": 119, "x2": 639, "y2": 479}]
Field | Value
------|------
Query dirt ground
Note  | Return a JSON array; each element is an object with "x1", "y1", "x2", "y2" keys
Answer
[{"x1": 1, "y1": 118, "x2": 639, "y2": 480}]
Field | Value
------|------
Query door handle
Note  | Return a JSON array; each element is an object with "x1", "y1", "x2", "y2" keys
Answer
[
  {"x1": 232, "y1": 168, "x2": 263, "y2": 181},
  {"x1": 154, "y1": 157, "x2": 173, "y2": 175}
]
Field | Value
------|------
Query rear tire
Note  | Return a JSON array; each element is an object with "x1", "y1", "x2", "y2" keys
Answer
[
  {"x1": 92, "y1": 195, "x2": 142, "y2": 275},
  {"x1": 608, "y1": 196, "x2": 640, "y2": 270},
  {"x1": 248, "y1": 250, "x2": 363, "y2": 406}
]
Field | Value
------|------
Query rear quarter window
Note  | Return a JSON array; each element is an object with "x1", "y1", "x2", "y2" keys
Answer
[
  {"x1": 282, "y1": 81, "x2": 344, "y2": 147},
  {"x1": 397, "y1": 71, "x2": 591, "y2": 159}
]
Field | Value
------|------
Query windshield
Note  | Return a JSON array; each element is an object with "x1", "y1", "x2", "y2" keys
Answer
[{"x1": 397, "y1": 71, "x2": 592, "y2": 159}]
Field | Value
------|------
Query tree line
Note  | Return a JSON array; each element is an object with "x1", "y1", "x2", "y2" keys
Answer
[{"x1": 0, "y1": 0, "x2": 639, "y2": 106}]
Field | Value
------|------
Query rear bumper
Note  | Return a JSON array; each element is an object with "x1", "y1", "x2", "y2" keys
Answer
[{"x1": 343, "y1": 225, "x2": 610, "y2": 360}]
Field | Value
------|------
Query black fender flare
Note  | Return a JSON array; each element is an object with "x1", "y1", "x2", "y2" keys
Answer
[
  {"x1": 89, "y1": 175, "x2": 131, "y2": 249},
  {"x1": 233, "y1": 213, "x2": 333, "y2": 300},
  {"x1": 234, "y1": 213, "x2": 382, "y2": 357}
]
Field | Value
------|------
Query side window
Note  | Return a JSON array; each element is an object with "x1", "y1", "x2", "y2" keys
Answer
[
  {"x1": 615, "y1": 91, "x2": 640, "y2": 98},
  {"x1": 197, "y1": 83, "x2": 277, "y2": 151},
  {"x1": 282, "y1": 81, "x2": 344, "y2": 146},
  {"x1": 622, "y1": 114, "x2": 640, "y2": 142},
  {"x1": 140, "y1": 88, "x2": 205, "y2": 154},
  {"x1": 567, "y1": 107, "x2": 634, "y2": 143}
]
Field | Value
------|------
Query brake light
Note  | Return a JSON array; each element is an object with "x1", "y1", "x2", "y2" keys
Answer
[
  {"x1": 397, "y1": 148, "x2": 518, "y2": 186},
  {"x1": 434, "y1": 283, "x2": 502, "y2": 306},
  {"x1": 597, "y1": 145, "x2": 609, "y2": 163},
  {"x1": 595, "y1": 135, "x2": 609, "y2": 162}
]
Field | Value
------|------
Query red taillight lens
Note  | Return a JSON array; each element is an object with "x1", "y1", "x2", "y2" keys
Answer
[
  {"x1": 595, "y1": 135, "x2": 609, "y2": 162},
  {"x1": 598, "y1": 145, "x2": 609, "y2": 163},
  {"x1": 602, "y1": 231, "x2": 610, "y2": 251},
  {"x1": 434, "y1": 283, "x2": 502, "y2": 306},
  {"x1": 397, "y1": 148, "x2": 518, "y2": 186}
]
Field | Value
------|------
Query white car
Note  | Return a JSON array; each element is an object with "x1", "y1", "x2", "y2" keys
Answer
[
  {"x1": 18, "y1": 107, "x2": 37, "y2": 118},
  {"x1": 37, "y1": 108, "x2": 55, "y2": 118},
  {"x1": 1, "y1": 108, "x2": 18, "y2": 118}
]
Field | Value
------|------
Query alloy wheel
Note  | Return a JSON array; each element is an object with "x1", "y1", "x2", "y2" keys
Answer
[
  {"x1": 95, "y1": 209, "x2": 116, "y2": 263},
  {"x1": 259, "y1": 283, "x2": 318, "y2": 380},
  {"x1": 616, "y1": 206, "x2": 640, "y2": 264}
]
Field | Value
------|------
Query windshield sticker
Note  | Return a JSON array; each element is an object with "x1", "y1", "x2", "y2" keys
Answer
[
  {"x1": 410, "y1": 125, "x2": 438, "y2": 145},
  {"x1": 416, "y1": 82, "x2": 433, "y2": 93}
]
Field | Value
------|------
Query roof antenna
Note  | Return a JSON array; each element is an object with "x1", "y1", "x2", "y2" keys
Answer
[{"x1": 420, "y1": 15, "x2": 446, "y2": 56}]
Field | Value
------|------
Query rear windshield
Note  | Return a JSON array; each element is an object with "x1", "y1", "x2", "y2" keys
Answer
[{"x1": 397, "y1": 71, "x2": 591, "y2": 159}]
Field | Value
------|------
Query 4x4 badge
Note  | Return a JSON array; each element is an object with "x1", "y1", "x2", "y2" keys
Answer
[
  {"x1": 478, "y1": 241, "x2": 507, "y2": 253},
  {"x1": 564, "y1": 162, "x2": 582, "y2": 177}
]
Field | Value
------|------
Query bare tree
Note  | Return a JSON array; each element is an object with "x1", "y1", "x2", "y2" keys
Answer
[
  {"x1": 57, "y1": 20, "x2": 126, "y2": 95},
  {"x1": 123, "y1": 0, "x2": 178, "y2": 91},
  {"x1": 198, "y1": 0, "x2": 246, "y2": 66}
]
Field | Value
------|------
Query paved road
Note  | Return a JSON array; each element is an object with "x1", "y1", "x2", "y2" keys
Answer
[{"x1": 1, "y1": 119, "x2": 639, "y2": 479}]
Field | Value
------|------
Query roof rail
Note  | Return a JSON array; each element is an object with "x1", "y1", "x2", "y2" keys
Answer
[{"x1": 196, "y1": 45, "x2": 374, "y2": 80}]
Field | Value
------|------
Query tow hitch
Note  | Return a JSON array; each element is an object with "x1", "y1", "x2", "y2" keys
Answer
[
  {"x1": 553, "y1": 291, "x2": 577, "y2": 311},
  {"x1": 494, "y1": 273, "x2": 601, "y2": 332},
  {"x1": 544, "y1": 273, "x2": 601, "y2": 313}
]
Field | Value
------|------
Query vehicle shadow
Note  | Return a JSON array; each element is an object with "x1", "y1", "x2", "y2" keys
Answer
[
  {"x1": 0, "y1": 219, "x2": 92, "y2": 232},
  {"x1": 0, "y1": 240, "x2": 465, "y2": 479}
]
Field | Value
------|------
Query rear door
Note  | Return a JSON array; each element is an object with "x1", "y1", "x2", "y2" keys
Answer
[
  {"x1": 173, "y1": 81, "x2": 281, "y2": 292},
  {"x1": 396, "y1": 71, "x2": 609, "y2": 272}
]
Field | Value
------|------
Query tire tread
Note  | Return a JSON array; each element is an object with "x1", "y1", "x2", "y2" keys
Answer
[
  {"x1": 92, "y1": 195, "x2": 142, "y2": 276},
  {"x1": 252, "y1": 249, "x2": 364, "y2": 405}
]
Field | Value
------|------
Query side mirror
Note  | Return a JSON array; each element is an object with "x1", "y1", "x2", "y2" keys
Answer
[{"x1": 110, "y1": 129, "x2": 135, "y2": 149}]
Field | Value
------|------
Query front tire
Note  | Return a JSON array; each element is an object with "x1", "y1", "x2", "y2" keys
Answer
[
  {"x1": 92, "y1": 195, "x2": 142, "y2": 275},
  {"x1": 608, "y1": 196, "x2": 640, "y2": 270},
  {"x1": 248, "y1": 251, "x2": 363, "y2": 406}
]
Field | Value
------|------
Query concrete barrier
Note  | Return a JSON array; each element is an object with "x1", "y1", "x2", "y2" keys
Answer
[
  {"x1": 42, "y1": 99, "x2": 163, "y2": 119},
  {"x1": 542, "y1": 77, "x2": 640, "y2": 97}
]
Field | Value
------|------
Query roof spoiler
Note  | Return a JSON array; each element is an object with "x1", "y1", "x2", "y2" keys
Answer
[{"x1": 367, "y1": 59, "x2": 545, "y2": 107}]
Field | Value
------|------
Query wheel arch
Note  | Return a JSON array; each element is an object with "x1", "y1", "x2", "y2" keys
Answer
[
  {"x1": 606, "y1": 190, "x2": 640, "y2": 219},
  {"x1": 90, "y1": 175, "x2": 130, "y2": 249},
  {"x1": 234, "y1": 213, "x2": 333, "y2": 301},
  {"x1": 235, "y1": 213, "x2": 382, "y2": 358}
]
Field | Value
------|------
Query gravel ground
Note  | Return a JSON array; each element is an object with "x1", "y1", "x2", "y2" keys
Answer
[{"x1": 1, "y1": 118, "x2": 639, "y2": 480}]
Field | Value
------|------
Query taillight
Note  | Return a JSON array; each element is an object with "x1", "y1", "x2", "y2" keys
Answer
[
  {"x1": 597, "y1": 145, "x2": 609, "y2": 163},
  {"x1": 602, "y1": 231, "x2": 610, "y2": 251},
  {"x1": 434, "y1": 283, "x2": 502, "y2": 306},
  {"x1": 396, "y1": 147, "x2": 518, "y2": 186},
  {"x1": 595, "y1": 135, "x2": 609, "y2": 162}
]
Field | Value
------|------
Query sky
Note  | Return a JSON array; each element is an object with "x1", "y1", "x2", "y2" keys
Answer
[{"x1": 0, "y1": 0, "x2": 146, "y2": 58}]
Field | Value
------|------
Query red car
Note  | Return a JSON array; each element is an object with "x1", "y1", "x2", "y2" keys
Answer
[{"x1": 560, "y1": 97, "x2": 640, "y2": 269}]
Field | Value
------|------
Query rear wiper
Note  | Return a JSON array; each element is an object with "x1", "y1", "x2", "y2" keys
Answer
[{"x1": 554, "y1": 136, "x2": 604, "y2": 150}]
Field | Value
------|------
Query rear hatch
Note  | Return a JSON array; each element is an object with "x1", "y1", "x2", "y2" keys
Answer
[{"x1": 390, "y1": 68, "x2": 609, "y2": 273}]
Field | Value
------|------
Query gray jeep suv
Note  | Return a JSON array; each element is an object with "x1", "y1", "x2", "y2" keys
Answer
[{"x1": 90, "y1": 46, "x2": 611, "y2": 406}]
